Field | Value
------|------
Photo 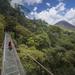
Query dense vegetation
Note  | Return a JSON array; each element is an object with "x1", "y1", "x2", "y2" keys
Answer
[
  {"x1": 0, "y1": 15, "x2": 4, "y2": 46},
  {"x1": 0, "y1": 0, "x2": 75, "y2": 75}
]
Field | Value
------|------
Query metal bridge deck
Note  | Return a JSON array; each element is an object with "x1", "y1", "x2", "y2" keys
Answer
[{"x1": 2, "y1": 33, "x2": 25, "y2": 75}]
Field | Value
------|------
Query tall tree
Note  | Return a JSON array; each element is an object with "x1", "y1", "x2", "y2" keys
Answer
[{"x1": 0, "y1": 0, "x2": 11, "y2": 15}]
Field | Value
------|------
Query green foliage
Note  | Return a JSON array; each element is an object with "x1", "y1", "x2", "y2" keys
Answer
[
  {"x1": 18, "y1": 44, "x2": 47, "y2": 75},
  {"x1": 15, "y1": 24, "x2": 33, "y2": 44},
  {"x1": 0, "y1": 14, "x2": 4, "y2": 47},
  {"x1": 16, "y1": 24, "x2": 32, "y2": 37},
  {"x1": 34, "y1": 32, "x2": 50, "y2": 50}
]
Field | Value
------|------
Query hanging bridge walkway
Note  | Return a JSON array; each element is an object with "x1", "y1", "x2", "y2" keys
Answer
[{"x1": 1, "y1": 33, "x2": 25, "y2": 75}]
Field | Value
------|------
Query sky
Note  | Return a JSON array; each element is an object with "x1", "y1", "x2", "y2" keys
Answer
[{"x1": 11, "y1": 0, "x2": 75, "y2": 25}]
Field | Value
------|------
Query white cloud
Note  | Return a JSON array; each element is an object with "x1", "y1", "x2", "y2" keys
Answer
[
  {"x1": 46, "y1": 3, "x2": 51, "y2": 7},
  {"x1": 33, "y1": 7, "x2": 38, "y2": 11},
  {"x1": 29, "y1": 2, "x2": 75, "y2": 25},
  {"x1": 11, "y1": 0, "x2": 43, "y2": 7},
  {"x1": 29, "y1": 2, "x2": 65, "y2": 25},
  {"x1": 65, "y1": 8, "x2": 75, "y2": 20},
  {"x1": 55, "y1": 2, "x2": 65, "y2": 11},
  {"x1": 24, "y1": 0, "x2": 43, "y2": 5},
  {"x1": 64, "y1": 8, "x2": 75, "y2": 25}
]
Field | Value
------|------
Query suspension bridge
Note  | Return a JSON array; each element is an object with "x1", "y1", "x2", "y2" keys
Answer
[
  {"x1": 1, "y1": 32, "x2": 54, "y2": 75},
  {"x1": 1, "y1": 33, "x2": 25, "y2": 75}
]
